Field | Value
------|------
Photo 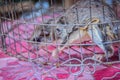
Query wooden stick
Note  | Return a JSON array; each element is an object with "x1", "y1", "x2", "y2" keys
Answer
[
  {"x1": 64, "y1": 0, "x2": 75, "y2": 9},
  {"x1": 0, "y1": 1, "x2": 34, "y2": 14}
]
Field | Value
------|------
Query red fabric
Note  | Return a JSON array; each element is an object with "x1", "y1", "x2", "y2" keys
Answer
[{"x1": 0, "y1": 14, "x2": 120, "y2": 80}]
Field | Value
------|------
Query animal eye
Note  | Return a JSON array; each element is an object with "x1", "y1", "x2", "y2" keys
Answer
[
  {"x1": 33, "y1": 37, "x2": 41, "y2": 42},
  {"x1": 96, "y1": 4, "x2": 99, "y2": 7},
  {"x1": 56, "y1": 28, "x2": 60, "y2": 32}
]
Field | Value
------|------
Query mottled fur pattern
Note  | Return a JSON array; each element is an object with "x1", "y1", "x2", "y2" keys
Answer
[{"x1": 30, "y1": 0, "x2": 120, "y2": 61}]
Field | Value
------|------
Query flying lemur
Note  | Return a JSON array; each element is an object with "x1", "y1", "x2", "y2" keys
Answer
[{"x1": 30, "y1": 0, "x2": 120, "y2": 61}]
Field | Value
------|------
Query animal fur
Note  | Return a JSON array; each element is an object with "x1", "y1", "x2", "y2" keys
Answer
[{"x1": 30, "y1": 0, "x2": 119, "y2": 61}]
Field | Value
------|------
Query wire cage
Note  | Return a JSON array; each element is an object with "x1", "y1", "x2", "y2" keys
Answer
[{"x1": 0, "y1": 0, "x2": 120, "y2": 80}]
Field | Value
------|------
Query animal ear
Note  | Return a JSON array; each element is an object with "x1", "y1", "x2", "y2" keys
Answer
[
  {"x1": 50, "y1": 27, "x2": 56, "y2": 41},
  {"x1": 40, "y1": 29, "x2": 50, "y2": 36},
  {"x1": 58, "y1": 16, "x2": 68, "y2": 24},
  {"x1": 29, "y1": 26, "x2": 42, "y2": 41},
  {"x1": 46, "y1": 19, "x2": 54, "y2": 24}
]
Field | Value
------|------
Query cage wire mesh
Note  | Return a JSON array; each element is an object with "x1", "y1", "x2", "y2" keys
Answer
[{"x1": 0, "y1": 0, "x2": 120, "y2": 80}]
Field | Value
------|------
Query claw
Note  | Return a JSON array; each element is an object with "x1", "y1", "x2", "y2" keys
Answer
[
  {"x1": 52, "y1": 49, "x2": 59, "y2": 58},
  {"x1": 55, "y1": 62, "x2": 60, "y2": 68},
  {"x1": 92, "y1": 54, "x2": 104, "y2": 61}
]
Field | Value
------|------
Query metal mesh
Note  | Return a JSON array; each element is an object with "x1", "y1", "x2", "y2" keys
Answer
[{"x1": 0, "y1": 0, "x2": 120, "y2": 80}]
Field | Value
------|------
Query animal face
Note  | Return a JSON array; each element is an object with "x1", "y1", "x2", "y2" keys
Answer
[
  {"x1": 30, "y1": 25, "x2": 63, "y2": 44},
  {"x1": 30, "y1": 25, "x2": 51, "y2": 42}
]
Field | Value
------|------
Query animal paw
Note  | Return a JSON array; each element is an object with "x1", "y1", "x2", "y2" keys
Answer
[
  {"x1": 92, "y1": 54, "x2": 104, "y2": 61},
  {"x1": 52, "y1": 49, "x2": 61, "y2": 58}
]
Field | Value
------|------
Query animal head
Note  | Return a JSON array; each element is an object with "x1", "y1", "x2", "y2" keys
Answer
[
  {"x1": 30, "y1": 22, "x2": 63, "y2": 43},
  {"x1": 30, "y1": 25, "x2": 54, "y2": 43}
]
